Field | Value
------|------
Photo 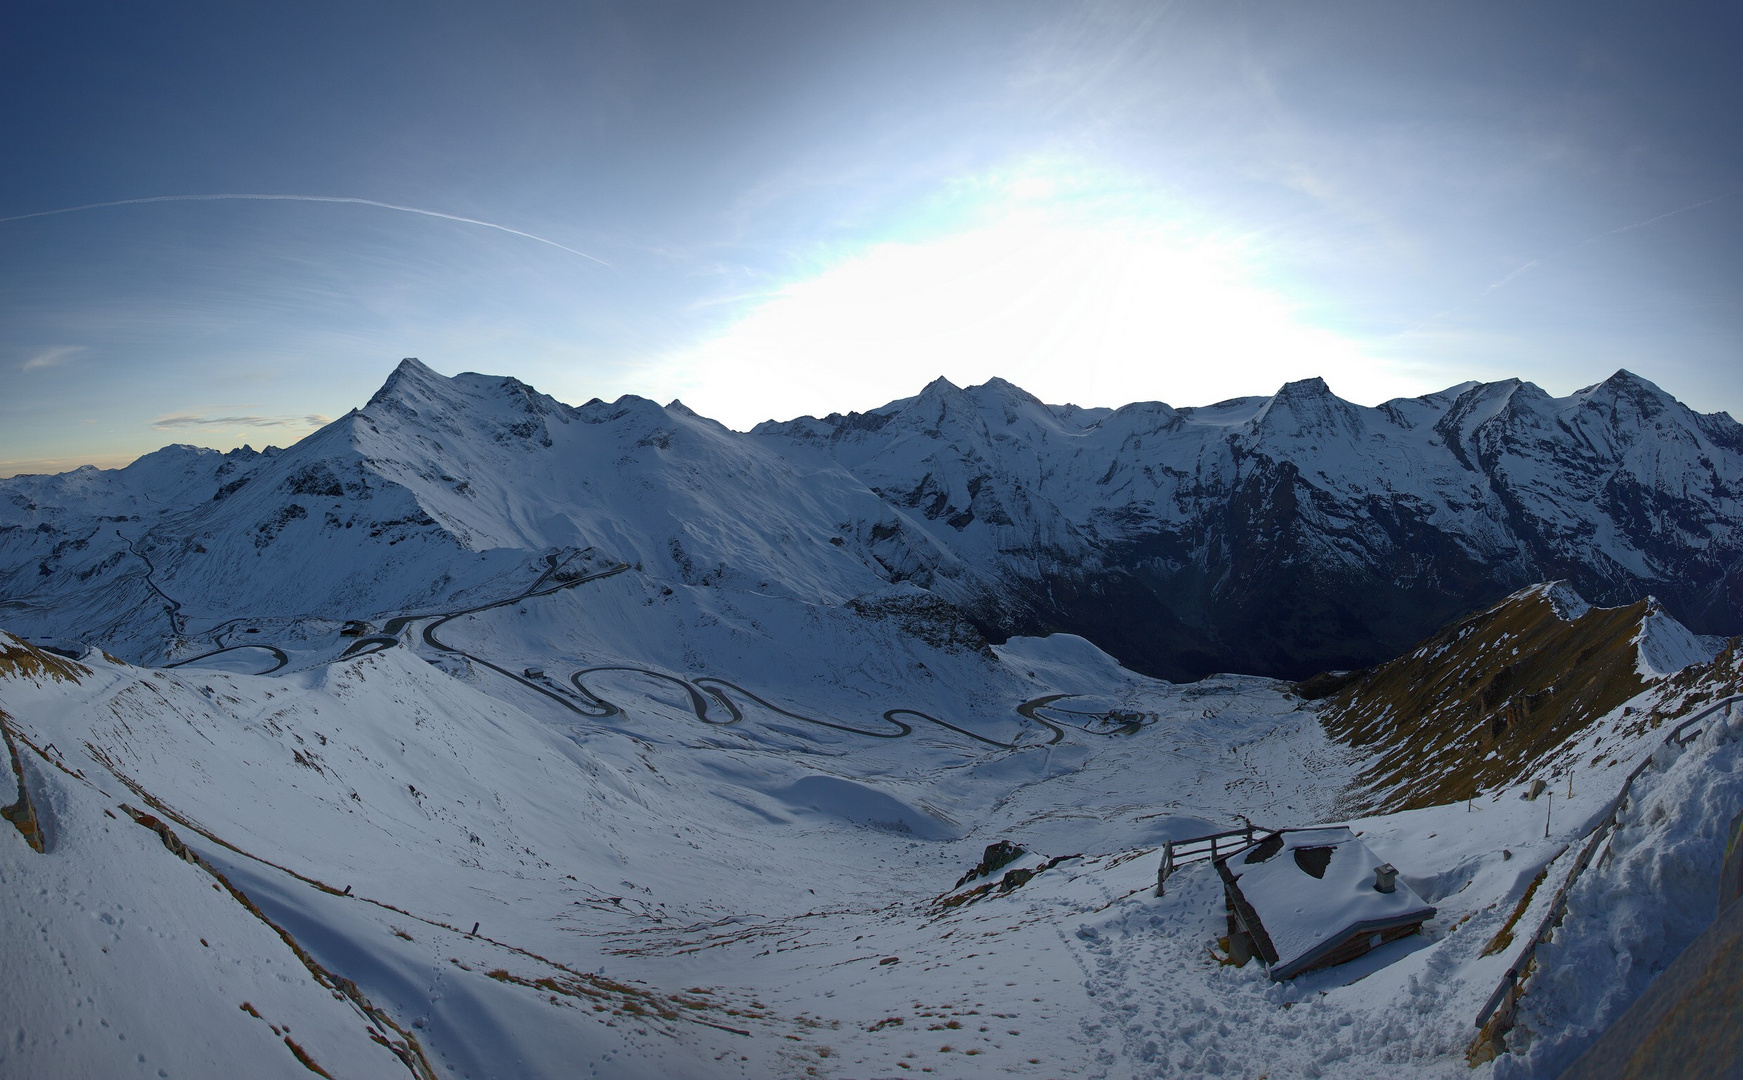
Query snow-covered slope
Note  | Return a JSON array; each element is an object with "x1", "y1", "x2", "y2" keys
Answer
[
  {"x1": 0, "y1": 588, "x2": 1346, "y2": 1079},
  {"x1": 1491, "y1": 647, "x2": 1743, "y2": 1077},
  {"x1": 2, "y1": 565, "x2": 1731, "y2": 1079}
]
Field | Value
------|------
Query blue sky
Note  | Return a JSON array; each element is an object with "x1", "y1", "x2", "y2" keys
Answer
[{"x1": 4, "y1": 1, "x2": 1742, "y2": 474}]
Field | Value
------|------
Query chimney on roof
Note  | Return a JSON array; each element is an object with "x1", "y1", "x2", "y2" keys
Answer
[{"x1": 1374, "y1": 864, "x2": 1398, "y2": 893}]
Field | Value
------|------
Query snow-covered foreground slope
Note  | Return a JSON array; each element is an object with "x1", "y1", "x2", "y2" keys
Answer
[
  {"x1": 0, "y1": 601, "x2": 1339, "y2": 1079},
  {"x1": 3, "y1": 552, "x2": 1735, "y2": 1079},
  {"x1": 1490, "y1": 653, "x2": 1743, "y2": 1079}
]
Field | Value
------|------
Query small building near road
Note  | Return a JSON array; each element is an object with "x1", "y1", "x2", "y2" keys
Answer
[
  {"x1": 1215, "y1": 826, "x2": 1436, "y2": 980},
  {"x1": 340, "y1": 620, "x2": 372, "y2": 637}
]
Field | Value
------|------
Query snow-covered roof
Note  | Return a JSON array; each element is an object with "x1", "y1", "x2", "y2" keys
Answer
[{"x1": 1218, "y1": 827, "x2": 1436, "y2": 980}]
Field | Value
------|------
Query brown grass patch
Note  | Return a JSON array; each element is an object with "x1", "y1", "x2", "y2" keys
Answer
[
  {"x1": 0, "y1": 635, "x2": 90, "y2": 683},
  {"x1": 282, "y1": 1036, "x2": 336, "y2": 1078},
  {"x1": 1318, "y1": 589, "x2": 1658, "y2": 812},
  {"x1": 1482, "y1": 865, "x2": 1551, "y2": 958}
]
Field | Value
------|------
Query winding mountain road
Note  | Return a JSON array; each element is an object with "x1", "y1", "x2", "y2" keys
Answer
[
  {"x1": 406, "y1": 555, "x2": 1067, "y2": 747},
  {"x1": 563, "y1": 670, "x2": 1068, "y2": 747},
  {"x1": 155, "y1": 544, "x2": 1108, "y2": 749},
  {"x1": 1019, "y1": 695, "x2": 1155, "y2": 736},
  {"x1": 165, "y1": 643, "x2": 289, "y2": 675},
  {"x1": 117, "y1": 531, "x2": 186, "y2": 638}
]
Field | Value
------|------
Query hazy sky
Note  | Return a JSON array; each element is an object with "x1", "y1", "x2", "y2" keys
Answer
[{"x1": 4, "y1": 1, "x2": 1742, "y2": 475}]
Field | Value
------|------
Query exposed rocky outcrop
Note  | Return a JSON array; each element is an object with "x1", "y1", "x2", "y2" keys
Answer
[{"x1": 953, "y1": 840, "x2": 1026, "y2": 889}]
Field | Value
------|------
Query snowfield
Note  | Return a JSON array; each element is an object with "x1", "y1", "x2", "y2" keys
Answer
[{"x1": 3, "y1": 565, "x2": 1735, "y2": 1078}]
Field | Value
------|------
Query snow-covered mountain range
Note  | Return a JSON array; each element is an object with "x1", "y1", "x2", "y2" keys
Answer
[
  {"x1": 5, "y1": 358, "x2": 1743, "y2": 1079},
  {"x1": 4, "y1": 359, "x2": 1739, "y2": 679}
]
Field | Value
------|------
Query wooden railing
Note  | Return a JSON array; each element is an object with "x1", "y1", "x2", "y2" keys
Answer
[
  {"x1": 1156, "y1": 824, "x2": 1263, "y2": 896},
  {"x1": 1473, "y1": 694, "x2": 1743, "y2": 1048}
]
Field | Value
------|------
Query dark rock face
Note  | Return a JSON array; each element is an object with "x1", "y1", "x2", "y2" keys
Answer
[{"x1": 954, "y1": 840, "x2": 1026, "y2": 889}]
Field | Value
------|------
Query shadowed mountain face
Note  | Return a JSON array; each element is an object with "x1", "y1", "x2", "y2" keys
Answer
[
  {"x1": 760, "y1": 370, "x2": 1743, "y2": 680},
  {"x1": 2, "y1": 361, "x2": 1741, "y2": 679}
]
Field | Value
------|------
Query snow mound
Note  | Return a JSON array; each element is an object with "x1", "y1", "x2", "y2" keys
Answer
[
  {"x1": 1633, "y1": 602, "x2": 1722, "y2": 678},
  {"x1": 774, "y1": 775, "x2": 962, "y2": 839},
  {"x1": 1539, "y1": 581, "x2": 1592, "y2": 622},
  {"x1": 994, "y1": 633, "x2": 1135, "y2": 690},
  {"x1": 1496, "y1": 699, "x2": 1743, "y2": 1078}
]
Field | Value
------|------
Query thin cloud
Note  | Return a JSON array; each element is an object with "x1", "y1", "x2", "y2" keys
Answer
[
  {"x1": 21, "y1": 345, "x2": 83, "y2": 372},
  {"x1": 152, "y1": 413, "x2": 333, "y2": 430},
  {"x1": 0, "y1": 452, "x2": 138, "y2": 477},
  {"x1": 0, "y1": 193, "x2": 611, "y2": 266}
]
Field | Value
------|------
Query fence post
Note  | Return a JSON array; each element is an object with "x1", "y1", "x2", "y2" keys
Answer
[{"x1": 1157, "y1": 842, "x2": 1173, "y2": 897}]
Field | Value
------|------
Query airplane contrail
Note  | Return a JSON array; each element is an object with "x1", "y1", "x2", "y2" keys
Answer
[
  {"x1": 0, "y1": 193, "x2": 611, "y2": 267},
  {"x1": 1582, "y1": 189, "x2": 1739, "y2": 245}
]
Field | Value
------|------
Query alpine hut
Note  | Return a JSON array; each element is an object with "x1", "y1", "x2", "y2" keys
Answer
[{"x1": 1215, "y1": 826, "x2": 1436, "y2": 980}]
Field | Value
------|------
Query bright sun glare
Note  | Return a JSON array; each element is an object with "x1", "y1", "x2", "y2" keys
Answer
[{"x1": 656, "y1": 175, "x2": 1419, "y2": 428}]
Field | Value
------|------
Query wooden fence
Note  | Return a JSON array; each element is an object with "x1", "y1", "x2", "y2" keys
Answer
[{"x1": 1156, "y1": 824, "x2": 1263, "y2": 896}]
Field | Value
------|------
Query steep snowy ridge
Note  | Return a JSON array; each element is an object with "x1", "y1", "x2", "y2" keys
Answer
[
  {"x1": 1633, "y1": 602, "x2": 1721, "y2": 678},
  {"x1": 1492, "y1": 645, "x2": 1743, "y2": 1078},
  {"x1": 296, "y1": 359, "x2": 989, "y2": 612}
]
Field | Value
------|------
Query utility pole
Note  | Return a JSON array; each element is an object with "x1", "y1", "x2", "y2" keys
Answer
[{"x1": 1545, "y1": 791, "x2": 1553, "y2": 839}]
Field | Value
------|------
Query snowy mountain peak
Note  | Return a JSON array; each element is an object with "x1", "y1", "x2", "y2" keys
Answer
[
  {"x1": 1248, "y1": 375, "x2": 1366, "y2": 441},
  {"x1": 1536, "y1": 580, "x2": 1594, "y2": 621},
  {"x1": 968, "y1": 375, "x2": 1046, "y2": 408},
  {"x1": 1277, "y1": 375, "x2": 1333, "y2": 397},
  {"x1": 1568, "y1": 368, "x2": 1689, "y2": 437},
  {"x1": 662, "y1": 399, "x2": 731, "y2": 432},
  {"x1": 575, "y1": 393, "x2": 665, "y2": 425},
  {"x1": 1584, "y1": 366, "x2": 1664, "y2": 399},
  {"x1": 364, "y1": 355, "x2": 447, "y2": 409}
]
